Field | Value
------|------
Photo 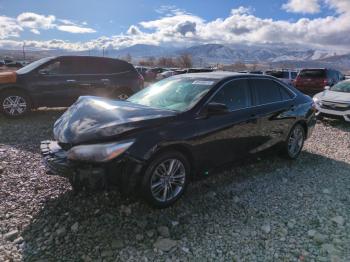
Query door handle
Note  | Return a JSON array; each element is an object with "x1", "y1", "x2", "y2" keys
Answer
[{"x1": 66, "y1": 79, "x2": 76, "y2": 83}]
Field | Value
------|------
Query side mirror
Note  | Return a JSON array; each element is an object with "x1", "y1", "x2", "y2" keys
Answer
[
  {"x1": 205, "y1": 102, "x2": 230, "y2": 115},
  {"x1": 324, "y1": 86, "x2": 330, "y2": 90}
]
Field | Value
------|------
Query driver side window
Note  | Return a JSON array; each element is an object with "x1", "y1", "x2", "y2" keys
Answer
[
  {"x1": 40, "y1": 61, "x2": 61, "y2": 75},
  {"x1": 211, "y1": 79, "x2": 251, "y2": 111}
]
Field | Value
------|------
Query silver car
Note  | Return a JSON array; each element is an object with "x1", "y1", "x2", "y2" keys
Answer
[{"x1": 313, "y1": 80, "x2": 350, "y2": 122}]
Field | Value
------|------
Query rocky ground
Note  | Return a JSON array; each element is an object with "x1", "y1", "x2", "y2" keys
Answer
[{"x1": 0, "y1": 109, "x2": 349, "y2": 262}]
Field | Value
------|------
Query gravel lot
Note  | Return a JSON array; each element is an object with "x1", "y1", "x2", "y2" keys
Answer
[{"x1": 0, "y1": 109, "x2": 349, "y2": 261}]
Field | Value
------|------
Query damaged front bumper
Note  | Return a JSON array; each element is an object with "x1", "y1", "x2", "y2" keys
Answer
[
  {"x1": 40, "y1": 140, "x2": 144, "y2": 192},
  {"x1": 40, "y1": 140, "x2": 75, "y2": 177}
]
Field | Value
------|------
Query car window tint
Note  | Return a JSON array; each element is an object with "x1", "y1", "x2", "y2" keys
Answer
[
  {"x1": 299, "y1": 69, "x2": 326, "y2": 78},
  {"x1": 291, "y1": 72, "x2": 297, "y2": 79},
  {"x1": 41, "y1": 61, "x2": 61, "y2": 74},
  {"x1": 211, "y1": 80, "x2": 251, "y2": 111},
  {"x1": 251, "y1": 79, "x2": 283, "y2": 105}
]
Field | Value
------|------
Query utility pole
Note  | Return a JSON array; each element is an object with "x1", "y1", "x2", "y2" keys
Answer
[
  {"x1": 102, "y1": 47, "x2": 105, "y2": 57},
  {"x1": 22, "y1": 42, "x2": 26, "y2": 61}
]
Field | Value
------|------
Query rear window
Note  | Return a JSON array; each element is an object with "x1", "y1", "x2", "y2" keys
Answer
[
  {"x1": 250, "y1": 79, "x2": 292, "y2": 105},
  {"x1": 250, "y1": 79, "x2": 282, "y2": 105},
  {"x1": 299, "y1": 69, "x2": 326, "y2": 78}
]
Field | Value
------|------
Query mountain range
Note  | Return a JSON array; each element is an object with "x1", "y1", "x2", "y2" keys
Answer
[{"x1": 1, "y1": 43, "x2": 349, "y2": 71}]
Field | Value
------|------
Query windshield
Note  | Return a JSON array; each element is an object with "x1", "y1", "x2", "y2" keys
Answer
[
  {"x1": 128, "y1": 77, "x2": 217, "y2": 112},
  {"x1": 16, "y1": 57, "x2": 54, "y2": 74},
  {"x1": 330, "y1": 81, "x2": 350, "y2": 93}
]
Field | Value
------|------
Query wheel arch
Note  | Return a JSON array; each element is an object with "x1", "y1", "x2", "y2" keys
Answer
[
  {"x1": 294, "y1": 120, "x2": 308, "y2": 138},
  {"x1": 0, "y1": 86, "x2": 33, "y2": 106},
  {"x1": 147, "y1": 144, "x2": 196, "y2": 179}
]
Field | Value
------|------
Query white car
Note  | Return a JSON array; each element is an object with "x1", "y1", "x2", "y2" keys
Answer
[{"x1": 313, "y1": 80, "x2": 350, "y2": 122}]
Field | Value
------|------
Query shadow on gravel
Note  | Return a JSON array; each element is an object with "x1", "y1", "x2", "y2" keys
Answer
[
  {"x1": 0, "y1": 108, "x2": 65, "y2": 152},
  {"x1": 21, "y1": 150, "x2": 350, "y2": 261}
]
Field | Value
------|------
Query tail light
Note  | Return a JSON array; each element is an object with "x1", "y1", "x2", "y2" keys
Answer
[{"x1": 323, "y1": 79, "x2": 329, "y2": 86}]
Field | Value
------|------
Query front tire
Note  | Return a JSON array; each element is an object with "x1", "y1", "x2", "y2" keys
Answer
[
  {"x1": 0, "y1": 90, "x2": 31, "y2": 118},
  {"x1": 141, "y1": 151, "x2": 190, "y2": 208},
  {"x1": 283, "y1": 123, "x2": 305, "y2": 159}
]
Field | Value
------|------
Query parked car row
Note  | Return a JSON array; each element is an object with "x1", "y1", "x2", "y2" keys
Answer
[
  {"x1": 135, "y1": 66, "x2": 214, "y2": 81},
  {"x1": 2, "y1": 55, "x2": 347, "y2": 207},
  {"x1": 0, "y1": 59, "x2": 28, "y2": 68}
]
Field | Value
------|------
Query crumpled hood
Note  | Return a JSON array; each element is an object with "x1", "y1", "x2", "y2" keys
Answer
[
  {"x1": 54, "y1": 96, "x2": 177, "y2": 144},
  {"x1": 0, "y1": 71, "x2": 16, "y2": 84},
  {"x1": 314, "y1": 90, "x2": 350, "y2": 103}
]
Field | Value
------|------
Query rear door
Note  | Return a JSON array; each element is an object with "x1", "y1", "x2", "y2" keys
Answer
[{"x1": 249, "y1": 78, "x2": 295, "y2": 153}]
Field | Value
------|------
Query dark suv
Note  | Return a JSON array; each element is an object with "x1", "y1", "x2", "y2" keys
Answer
[
  {"x1": 0, "y1": 56, "x2": 144, "y2": 117},
  {"x1": 294, "y1": 68, "x2": 345, "y2": 96}
]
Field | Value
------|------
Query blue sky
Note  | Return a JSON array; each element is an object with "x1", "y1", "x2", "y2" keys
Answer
[{"x1": 0, "y1": 0, "x2": 349, "y2": 51}]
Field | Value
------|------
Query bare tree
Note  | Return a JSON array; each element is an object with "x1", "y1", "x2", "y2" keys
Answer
[{"x1": 177, "y1": 53, "x2": 193, "y2": 68}]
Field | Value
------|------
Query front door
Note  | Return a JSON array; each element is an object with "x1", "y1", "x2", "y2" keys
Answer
[
  {"x1": 30, "y1": 57, "x2": 85, "y2": 107},
  {"x1": 193, "y1": 79, "x2": 260, "y2": 170}
]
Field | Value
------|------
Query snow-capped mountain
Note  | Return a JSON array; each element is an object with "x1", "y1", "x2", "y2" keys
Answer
[
  {"x1": 1, "y1": 43, "x2": 349, "y2": 70},
  {"x1": 111, "y1": 43, "x2": 349, "y2": 67}
]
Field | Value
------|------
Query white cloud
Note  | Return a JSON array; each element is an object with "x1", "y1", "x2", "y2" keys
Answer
[
  {"x1": 15, "y1": 12, "x2": 97, "y2": 35},
  {"x1": 282, "y1": 0, "x2": 321, "y2": 14},
  {"x1": 17, "y1": 12, "x2": 56, "y2": 30},
  {"x1": 1, "y1": 2, "x2": 350, "y2": 51},
  {"x1": 30, "y1": 29, "x2": 40, "y2": 35},
  {"x1": 57, "y1": 25, "x2": 96, "y2": 34},
  {"x1": 127, "y1": 25, "x2": 142, "y2": 35},
  {"x1": 0, "y1": 16, "x2": 22, "y2": 39}
]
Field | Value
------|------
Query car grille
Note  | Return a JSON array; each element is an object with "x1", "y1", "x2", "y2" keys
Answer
[{"x1": 320, "y1": 101, "x2": 350, "y2": 111}]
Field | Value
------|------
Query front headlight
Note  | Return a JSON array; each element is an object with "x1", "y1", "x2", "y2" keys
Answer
[
  {"x1": 67, "y1": 140, "x2": 134, "y2": 162},
  {"x1": 313, "y1": 97, "x2": 322, "y2": 105}
]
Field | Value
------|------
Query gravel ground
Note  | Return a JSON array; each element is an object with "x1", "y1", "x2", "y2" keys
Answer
[{"x1": 0, "y1": 109, "x2": 349, "y2": 261}]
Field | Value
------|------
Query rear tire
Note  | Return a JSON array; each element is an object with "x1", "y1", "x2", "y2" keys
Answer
[
  {"x1": 0, "y1": 90, "x2": 31, "y2": 118},
  {"x1": 282, "y1": 123, "x2": 305, "y2": 160},
  {"x1": 141, "y1": 151, "x2": 190, "y2": 208}
]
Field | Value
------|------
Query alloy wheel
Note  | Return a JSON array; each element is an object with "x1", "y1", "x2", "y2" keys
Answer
[
  {"x1": 150, "y1": 158, "x2": 186, "y2": 203},
  {"x1": 2, "y1": 95, "x2": 27, "y2": 116},
  {"x1": 288, "y1": 125, "x2": 304, "y2": 158}
]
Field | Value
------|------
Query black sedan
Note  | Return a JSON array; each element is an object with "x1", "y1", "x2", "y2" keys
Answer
[
  {"x1": 41, "y1": 72, "x2": 316, "y2": 208},
  {"x1": 0, "y1": 56, "x2": 143, "y2": 117}
]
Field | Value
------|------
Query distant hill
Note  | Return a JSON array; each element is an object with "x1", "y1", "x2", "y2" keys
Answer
[{"x1": 1, "y1": 43, "x2": 349, "y2": 71}]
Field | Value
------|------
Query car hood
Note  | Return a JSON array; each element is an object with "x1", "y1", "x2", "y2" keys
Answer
[
  {"x1": 0, "y1": 71, "x2": 16, "y2": 84},
  {"x1": 314, "y1": 90, "x2": 350, "y2": 103},
  {"x1": 54, "y1": 96, "x2": 177, "y2": 145}
]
